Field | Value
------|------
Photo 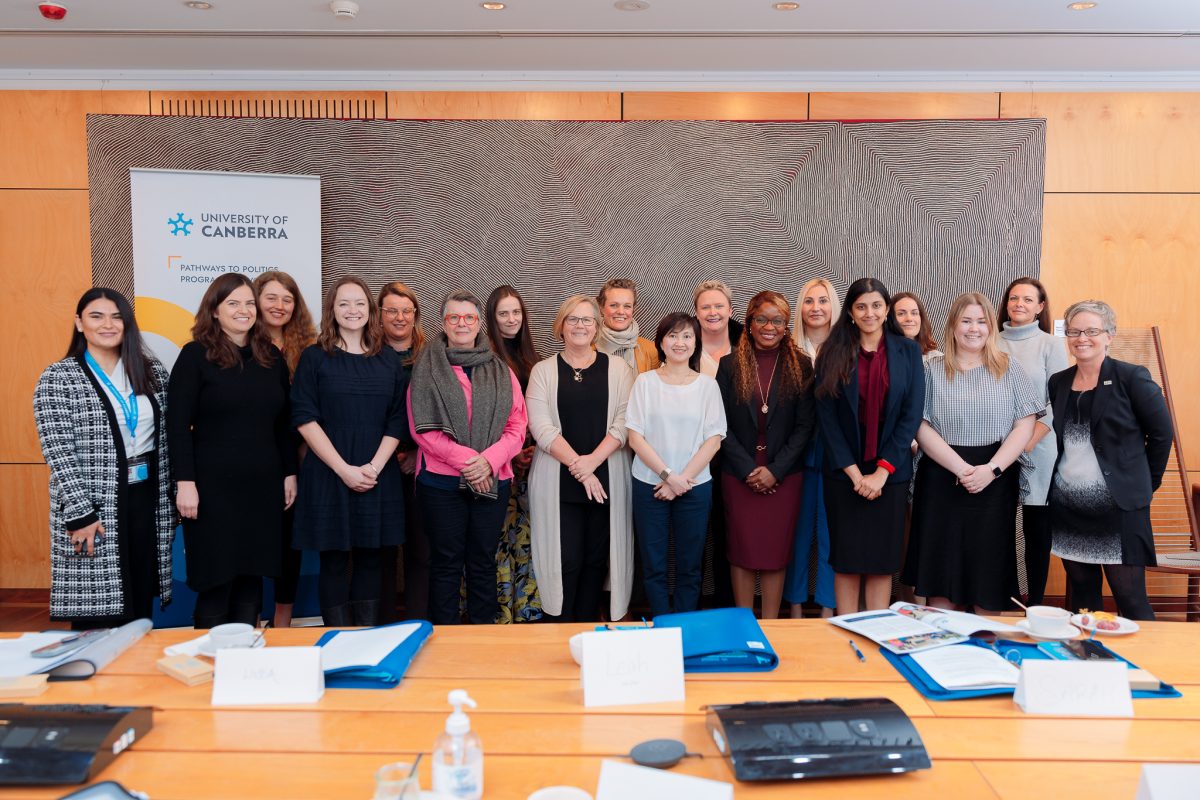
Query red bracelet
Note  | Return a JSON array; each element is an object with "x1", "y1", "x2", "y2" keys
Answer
[{"x1": 876, "y1": 459, "x2": 896, "y2": 475}]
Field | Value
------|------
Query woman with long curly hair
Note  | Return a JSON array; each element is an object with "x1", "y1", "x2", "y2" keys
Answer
[
  {"x1": 715, "y1": 291, "x2": 814, "y2": 618},
  {"x1": 168, "y1": 273, "x2": 297, "y2": 627}
]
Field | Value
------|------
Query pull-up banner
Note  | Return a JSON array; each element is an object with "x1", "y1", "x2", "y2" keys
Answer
[{"x1": 130, "y1": 168, "x2": 322, "y2": 369}]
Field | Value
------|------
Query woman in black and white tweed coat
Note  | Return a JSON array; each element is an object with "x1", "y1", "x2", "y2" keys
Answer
[{"x1": 34, "y1": 287, "x2": 174, "y2": 629}]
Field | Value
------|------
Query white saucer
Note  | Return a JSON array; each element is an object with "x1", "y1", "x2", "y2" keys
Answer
[
  {"x1": 1071, "y1": 613, "x2": 1140, "y2": 635},
  {"x1": 198, "y1": 636, "x2": 266, "y2": 657},
  {"x1": 1015, "y1": 618, "x2": 1080, "y2": 641}
]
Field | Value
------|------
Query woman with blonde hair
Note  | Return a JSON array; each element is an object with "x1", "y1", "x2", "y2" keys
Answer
[
  {"x1": 902, "y1": 293, "x2": 1041, "y2": 612},
  {"x1": 716, "y1": 291, "x2": 814, "y2": 618},
  {"x1": 526, "y1": 295, "x2": 635, "y2": 621},
  {"x1": 784, "y1": 277, "x2": 841, "y2": 617},
  {"x1": 693, "y1": 280, "x2": 743, "y2": 379},
  {"x1": 291, "y1": 276, "x2": 409, "y2": 626}
]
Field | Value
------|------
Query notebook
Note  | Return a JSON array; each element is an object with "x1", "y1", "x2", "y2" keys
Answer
[
  {"x1": 652, "y1": 607, "x2": 777, "y2": 672},
  {"x1": 314, "y1": 620, "x2": 433, "y2": 689}
]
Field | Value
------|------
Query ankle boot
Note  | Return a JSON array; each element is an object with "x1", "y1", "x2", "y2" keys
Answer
[
  {"x1": 351, "y1": 599, "x2": 380, "y2": 627},
  {"x1": 321, "y1": 603, "x2": 353, "y2": 627}
]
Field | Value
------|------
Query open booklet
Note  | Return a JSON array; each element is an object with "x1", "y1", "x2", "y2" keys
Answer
[
  {"x1": 0, "y1": 619, "x2": 151, "y2": 680},
  {"x1": 830, "y1": 602, "x2": 1023, "y2": 655}
]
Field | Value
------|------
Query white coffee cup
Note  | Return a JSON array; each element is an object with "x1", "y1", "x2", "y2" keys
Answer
[
  {"x1": 1026, "y1": 605, "x2": 1072, "y2": 635},
  {"x1": 208, "y1": 622, "x2": 258, "y2": 650},
  {"x1": 528, "y1": 787, "x2": 593, "y2": 800}
]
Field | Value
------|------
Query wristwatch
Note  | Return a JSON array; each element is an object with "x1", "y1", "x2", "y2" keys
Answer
[
  {"x1": 988, "y1": 462, "x2": 1003, "y2": 478},
  {"x1": 659, "y1": 467, "x2": 673, "y2": 481}
]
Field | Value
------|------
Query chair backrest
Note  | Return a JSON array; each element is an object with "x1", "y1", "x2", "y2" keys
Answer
[{"x1": 1108, "y1": 326, "x2": 1199, "y2": 619}]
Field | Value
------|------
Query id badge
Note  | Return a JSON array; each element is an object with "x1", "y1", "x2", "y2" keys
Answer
[{"x1": 128, "y1": 462, "x2": 149, "y2": 483}]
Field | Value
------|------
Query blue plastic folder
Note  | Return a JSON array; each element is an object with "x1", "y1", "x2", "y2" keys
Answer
[
  {"x1": 314, "y1": 620, "x2": 433, "y2": 689},
  {"x1": 652, "y1": 607, "x2": 778, "y2": 672},
  {"x1": 883, "y1": 638, "x2": 1182, "y2": 701}
]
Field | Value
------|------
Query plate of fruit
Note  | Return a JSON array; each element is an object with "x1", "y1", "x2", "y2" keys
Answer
[{"x1": 1071, "y1": 610, "x2": 1140, "y2": 635}]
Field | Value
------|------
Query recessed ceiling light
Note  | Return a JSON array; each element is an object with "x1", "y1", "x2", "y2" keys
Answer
[
  {"x1": 1067, "y1": 2, "x2": 1097, "y2": 8},
  {"x1": 481, "y1": 2, "x2": 505, "y2": 9},
  {"x1": 615, "y1": 1, "x2": 650, "y2": 10},
  {"x1": 773, "y1": 2, "x2": 800, "y2": 9},
  {"x1": 184, "y1": 1, "x2": 212, "y2": 8}
]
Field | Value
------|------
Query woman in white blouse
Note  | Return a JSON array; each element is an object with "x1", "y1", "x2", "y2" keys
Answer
[
  {"x1": 626, "y1": 312, "x2": 727, "y2": 616},
  {"x1": 902, "y1": 293, "x2": 1041, "y2": 613},
  {"x1": 526, "y1": 295, "x2": 635, "y2": 622}
]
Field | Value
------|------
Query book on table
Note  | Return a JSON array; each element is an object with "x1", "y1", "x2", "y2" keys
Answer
[{"x1": 829, "y1": 602, "x2": 1022, "y2": 655}]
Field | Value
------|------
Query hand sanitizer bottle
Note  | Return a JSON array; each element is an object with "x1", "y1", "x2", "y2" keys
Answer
[{"x1": 432, "y1": 689, "x2": 483, "y2": 799}]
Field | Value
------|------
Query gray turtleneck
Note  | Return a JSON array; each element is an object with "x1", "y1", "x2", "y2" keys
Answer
[{"x1": 998, "y1": 321, "x2": 1070, "y2": 505}]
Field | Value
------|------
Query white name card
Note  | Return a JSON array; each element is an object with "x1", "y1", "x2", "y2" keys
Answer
[
  {"x1": 596, "y1": 760, "x2": 732, "y2": 800},
  {"x1": 1013, "y1": 660, "x2": 1132, "y2": 717},
  {"x1": 580, "y1": 629, "x2": 684, "y2": 708},
  {"x1": 1137, "y1": 764, "x2": 1200, "y2": 800},
  {"x1": 211, "y1": 646, "x2": 325, "y2": 706}
]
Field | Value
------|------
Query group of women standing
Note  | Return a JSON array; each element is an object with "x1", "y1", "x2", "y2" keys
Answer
[{"x1": 36, "y1": 270, "x2": 1174, "y2": 629}]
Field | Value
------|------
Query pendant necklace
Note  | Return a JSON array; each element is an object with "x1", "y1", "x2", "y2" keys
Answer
[
  {"x1": 567, "y1": 352, "x2": 593, "y2": 382},
  {"x1": 756, "y1": 352, "x2": 781, "y2": 414}
]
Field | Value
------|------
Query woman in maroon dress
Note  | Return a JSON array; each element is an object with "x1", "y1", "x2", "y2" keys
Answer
[{"x1": 715, "y1": 291, "x2": 815, "y2": 618}]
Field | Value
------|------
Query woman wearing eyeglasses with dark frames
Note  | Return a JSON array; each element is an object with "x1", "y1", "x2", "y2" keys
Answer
[
  {"x1": 1047, "y1": 300, "x2": 1173, "y2": 621},
  {"x1": 408, "y1": 290, "x2": 529, "y2": 624}
]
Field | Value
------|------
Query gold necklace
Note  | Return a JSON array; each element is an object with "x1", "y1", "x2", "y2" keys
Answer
[
  {"x1": 756, "y1": 351, "x2": 781, "y2": 414},
  {"x1": 564, "y1": 351, "x2": 595, "y2": 382}
]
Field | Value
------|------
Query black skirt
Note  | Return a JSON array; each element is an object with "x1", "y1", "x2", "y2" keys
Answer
[
  {"x1": 902, "y1": 443, "x2": 1019, "y2": 610},
  {"x1": 824, "y1": 469, "x2": 908, "y2": 575}
]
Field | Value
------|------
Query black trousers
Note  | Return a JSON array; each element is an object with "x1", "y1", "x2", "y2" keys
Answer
[
  {"x1": 419, "y1": 480, "x2": 510, "y2": 625},
  {"x1": 1022, "y1": 504, "x2": 1053, "y2": 604},
  {"x1": 542, "y1": 500, "x2": 610, "y2": 623},
  {"x1": 318, "y1": 548, "x2": 383, "y2": 609},
  {"x1": 193, "y1": 575, "x2": 262, "y2": 627},
  {"x1": 274, "y1": 505, "x2": 302, "y2": 605},
  {"x1": 401, "y1": 473, "x2": 431, "y2": 620}
]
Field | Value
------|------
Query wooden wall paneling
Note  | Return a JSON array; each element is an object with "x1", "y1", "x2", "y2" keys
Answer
[
  {"x1": 150, "y1": 91, "x2": 387, "y2": 119},
  {"x1": 0, "y1": 465, "x2": 51, "y2": 589},
  {"x1": 0, "y1": 191, "x2": 93, "y2": 462},
  {"x1": 1040, "y1": 193, "x2": 1200, "y2": 471},
  {"x1": 808, "y1": 92, "x2": 999, "y2": 121},
  {"x1": 1001, "y1": 92, "x2": 1200, "y2": 193},
  {"x1": 387, "y1": 92, "x2": 620, "y2": 120},
  {"x1": 621, "y1": 92, "x2": 808, "y2": 120},
  {"x1": 0, "y1": 90, "x2": 149, "y2": 189}
]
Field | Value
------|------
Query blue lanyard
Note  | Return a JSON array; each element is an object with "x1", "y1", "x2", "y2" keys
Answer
[{"x1": 84, "y1": 351, "x2": 139, "y2": 438}]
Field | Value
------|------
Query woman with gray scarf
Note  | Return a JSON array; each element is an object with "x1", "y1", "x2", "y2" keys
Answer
[
  {"x1": 595, "y1": 278, "x2": 660, "y2": 374},
  {"x1": 408, "y1": 290, "x2": 529, "y2": 624}
]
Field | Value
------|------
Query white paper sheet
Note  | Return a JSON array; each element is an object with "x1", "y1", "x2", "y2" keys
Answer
[
  {"x1": 319, "y1": 623, "x2": 420, "y2": 671},
  {"x1": 909, "y1": 645, "x2": 1021, "y2": 690}
]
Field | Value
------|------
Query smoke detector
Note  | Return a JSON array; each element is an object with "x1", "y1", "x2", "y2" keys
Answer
[{"x1": 329, "y1": 1, "x2": 359, "y2": 20}]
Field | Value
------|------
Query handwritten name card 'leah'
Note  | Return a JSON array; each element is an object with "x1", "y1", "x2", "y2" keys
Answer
[
  {"x1": 1013, "y1": 659, "x2": 1132, "y2": 717},
  {"x1": 211, "y1": 646, "x2": 325, "y2": 706},
  {"x1": 580, "y1": 629, "x2": 684, "y2": 708}
]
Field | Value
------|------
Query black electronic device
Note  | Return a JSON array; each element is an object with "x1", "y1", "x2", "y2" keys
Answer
[
  {"x1": 0, "y1": 704, "x2": 153, "y2": 785},
  {"x1": 705, "y1": 697, "x2": 931, "y2": 781}
]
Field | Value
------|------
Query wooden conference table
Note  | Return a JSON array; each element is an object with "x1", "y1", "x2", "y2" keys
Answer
[{"x1": 5, "y1": 620, "x2": 1200, "y2": 799}]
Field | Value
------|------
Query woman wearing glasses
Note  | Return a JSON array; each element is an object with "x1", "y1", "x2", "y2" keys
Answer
[
  {"x1": 526, "y1": 295, "x2": 635, "y2": 622},
  {"x1": 409, "y1": 291, "x2": 528, "y2": 624},
  {"x1": 291, "y1": 276, "x2": 409, "y2": 627},
  {"x1": 1048, "y1": 301, "x2": 1172, "y2": 621},
  {"x1": 716, "y1": 291, "x2": 814, "y2": 619},
  {"x1": 379, "y1": 281, "x2": 427, "y2": 621}
]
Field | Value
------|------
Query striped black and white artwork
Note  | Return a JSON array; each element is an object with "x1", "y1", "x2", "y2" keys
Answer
[{"x1": 88, "y1": 115, "x2": 1045, "y2": 355}]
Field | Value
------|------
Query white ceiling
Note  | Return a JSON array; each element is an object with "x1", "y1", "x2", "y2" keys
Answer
[{"x1": 1, "y1": 0, "x2": 1198, "y2": 90}]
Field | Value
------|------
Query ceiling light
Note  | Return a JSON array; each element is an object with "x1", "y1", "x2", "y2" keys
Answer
[
  {"x1": 184, "y1": 1, "x2": 212, "y2": 8},
  {"x1": 773, "y1": 2, "x2": 800, "y2": 9},
  {"x1": 329, "y1": 0, "x2": 358, "y2": 19},
  {"x1": 614, "y1": 1, "x2": 650, "y2": 10},
  {"x1": 1067, "y1": 2, "x2": 1097, "y2": 8},
  {"x1": 481, "y1": 2, "x2": 506, "y2": 9}
]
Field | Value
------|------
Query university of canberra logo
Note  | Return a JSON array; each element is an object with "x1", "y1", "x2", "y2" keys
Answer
[{"x1": 168, "y1": 212, "x2": 194, "y2": 236}]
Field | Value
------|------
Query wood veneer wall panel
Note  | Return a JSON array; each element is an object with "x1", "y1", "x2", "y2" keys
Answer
[
  {"x1": 0, "y1": 90, "x2": 148, "y2": 189},
  {"x1": 621, "y1": 92, "x2": 808, "y2": 120},
  {"x1": 150, "y1": 91, "x2": 386, "y2": 119},
  {"x1": 1041, "y1": 193, "x2": 1200, "y2": 470},
  {"x1": 0, "y1": 191, "x2": 93, "y2": 463},
  {"x1": 809, "y1": 92, "x2": 999, "y2": 120},
  {"x1": 0, "y1": 465, "x2": 51, "y2": 589},
  {"x1": 1001, "y1": 92, "x2": 1200, "y2": 193},
  {"x1": 387, "y1": 92, "x2": 620, "y2": 120}
]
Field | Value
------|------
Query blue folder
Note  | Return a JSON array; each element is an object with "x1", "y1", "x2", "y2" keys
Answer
[
  {"x1": 883, "y1": 638, "x2": 1182, "y2": 701},
  {"x1": 652, "y1": 607, "x2": 778, "y2": 672},
  {"x1": 314, "y1": 620, "x2": 433, "y2": 689}
]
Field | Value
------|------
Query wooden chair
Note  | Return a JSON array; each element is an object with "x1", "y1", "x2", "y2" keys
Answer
[{"x1": 1109, "y1": 327, "x2": 1200, "y2": 621}]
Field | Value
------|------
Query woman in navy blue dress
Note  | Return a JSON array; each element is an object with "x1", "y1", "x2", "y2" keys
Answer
[{"x1": 291, "y1": 276, "x2": 409, "y2": 626}]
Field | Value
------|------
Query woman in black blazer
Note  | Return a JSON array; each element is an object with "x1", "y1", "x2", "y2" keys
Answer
[
  {"x1": 716, "y1": 291, "x2": 814, "y2": 619},
  {"x1": 814, "y1": 278, "x2": 925, "y2": 616},
  {"x1": 1048, "y1": 300, "x2": 1173, "y2": 621}
]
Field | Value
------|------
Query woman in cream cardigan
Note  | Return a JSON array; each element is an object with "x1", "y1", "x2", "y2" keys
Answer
[{"x1": 526, "y1": 295, "x2": 636, "y2": 622}]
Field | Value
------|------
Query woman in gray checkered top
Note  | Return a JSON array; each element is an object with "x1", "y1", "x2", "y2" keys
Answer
[{"x1": 901, "y1": 292, "x2": 1042, "y2": 613}]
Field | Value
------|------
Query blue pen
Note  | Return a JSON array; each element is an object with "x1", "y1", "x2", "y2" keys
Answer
[{"x1": 848, "y1": 639, "x2": 866, "y2": 663}]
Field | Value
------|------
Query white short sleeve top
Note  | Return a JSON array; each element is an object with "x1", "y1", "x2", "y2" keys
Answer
[{"x1": 624, "y1": 370, "x2": 727, "y2": 485}]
